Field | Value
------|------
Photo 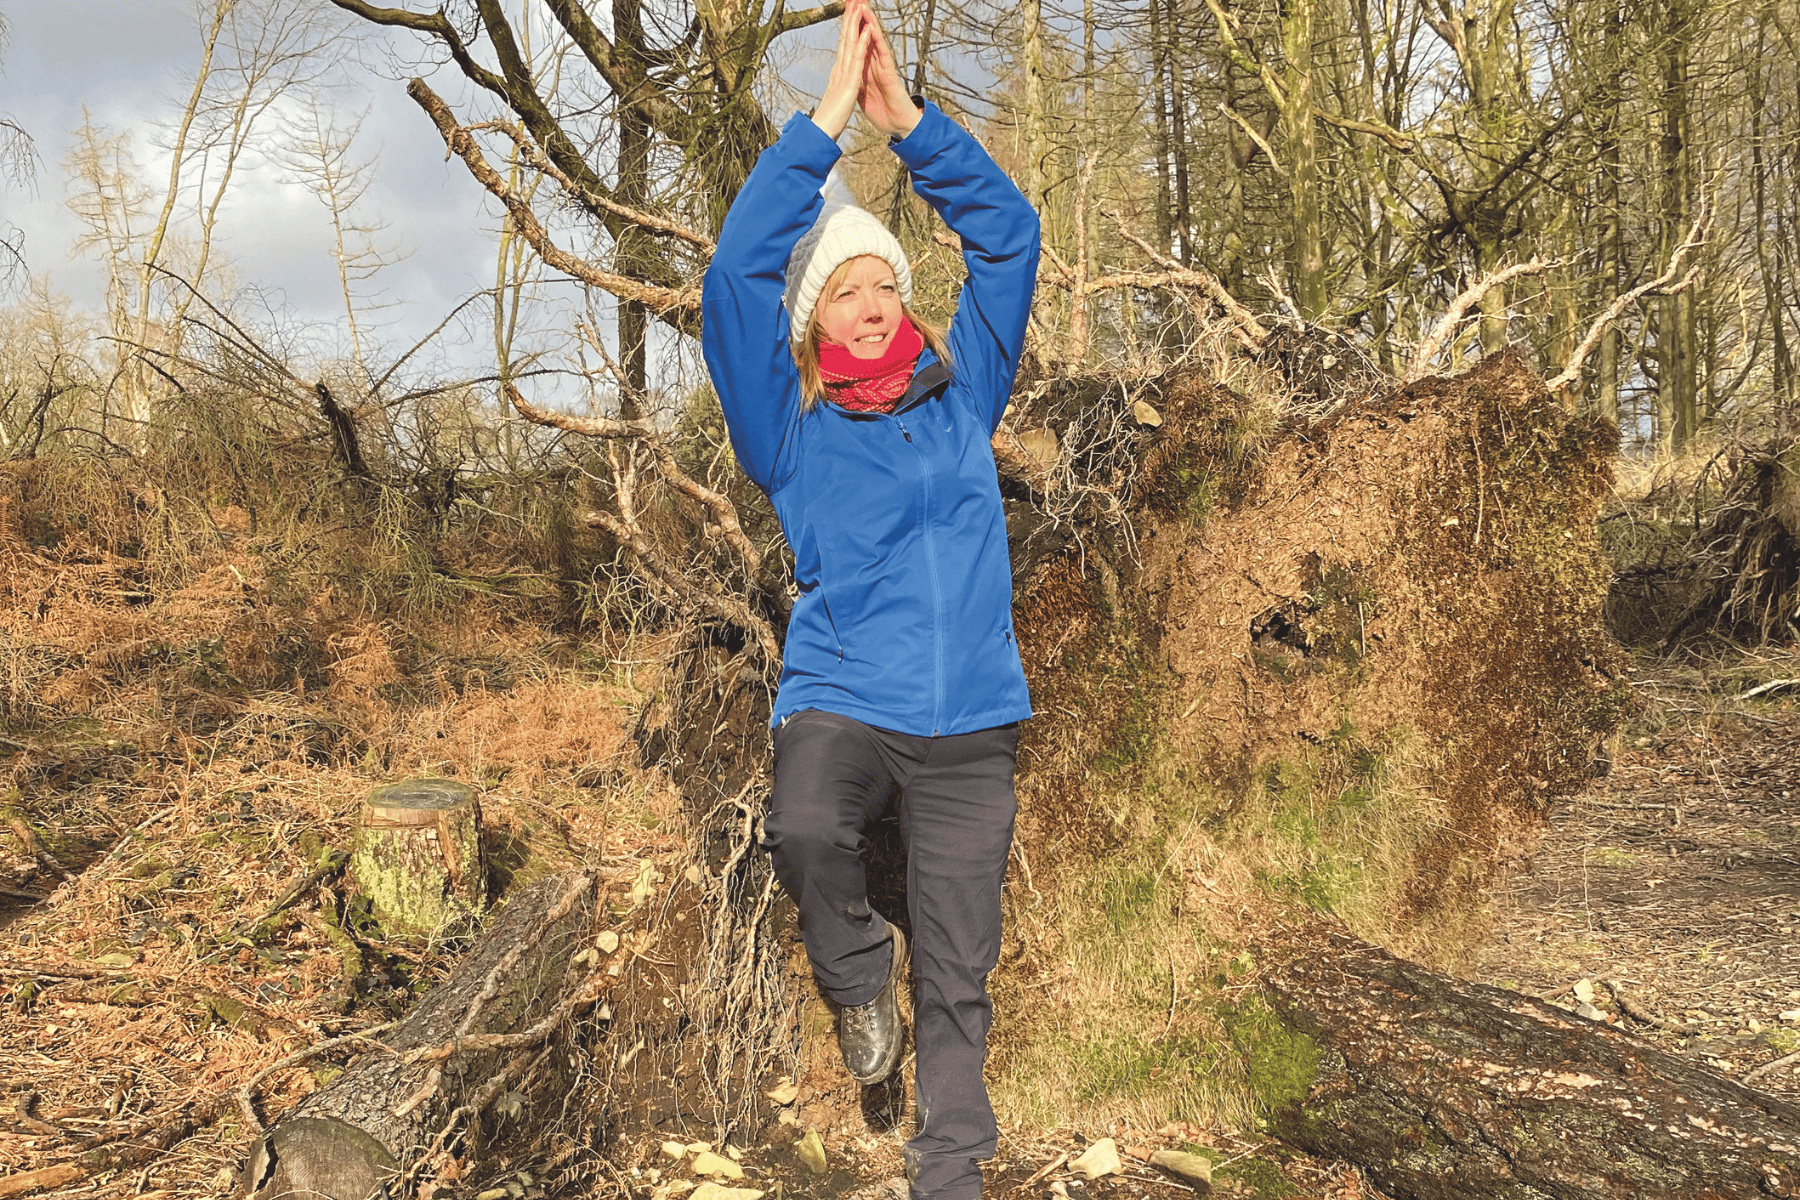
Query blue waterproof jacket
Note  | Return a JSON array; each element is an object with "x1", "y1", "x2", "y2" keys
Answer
[{"x1": 702, "y1": 104, "x2": 1040, "y2": 736}]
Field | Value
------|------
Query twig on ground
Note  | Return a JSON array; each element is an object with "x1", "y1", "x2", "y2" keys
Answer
[
  {"x1": 5, "y1": 818, "x2": 74, "y2": 883},
  {"x1": 1735, "y1": 678, "x2": 1800, "y2": 701},
  {"x1": 43, "y1": 809, "x2": 170, "y2": 907},
  {"x1": 1743, "y1": 1049, "x2": 1800, "y2": 1087},
  {"x1": 1021, "y1": 1152, "x2": 1069, "y2": 1190},
  {"x1": 1604, "y1": 981, "x2": 1676, "y2": 1031},
  {"x1": 234, "y1": 1020, "x2": 400, "y2": 1135},
  {"x1": 229, "y1": 849, "x2": 350, "y2": 946},
  {"x1": 0, "y1": 957, "x2": 131, "y2": 980}
]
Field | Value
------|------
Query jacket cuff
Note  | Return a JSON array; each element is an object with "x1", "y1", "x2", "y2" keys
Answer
[
  {"x1": 888, "y1": 100, "x2": 951, "y2": 160},
  {"x1": 786, "y1": 109, "x2": 849, "y2": 161}
]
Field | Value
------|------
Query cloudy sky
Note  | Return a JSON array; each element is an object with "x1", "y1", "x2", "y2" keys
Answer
[{"x1": 1, "y1": 0, "x2": 595, "y2": 391}]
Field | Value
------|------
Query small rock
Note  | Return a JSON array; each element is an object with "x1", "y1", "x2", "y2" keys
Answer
[
  {"x1": 725, "y1": 1145, "x2": 743, "y2": 1162},
  {"x1": 1131, "y1": 399, "x2": 1164, "y2": 428},
  {"x1": 796, "y1": 1128, "x2": 828, "y2": 1175},
  {"x1": 1780, "y1": 1009, "x2": 1800, "y2": 1022},
  {"x1": 1748, "y1": 1018, "x2": 1764, "y2": 1034},
  {"x1": 1573, "y1": 978, "x2": 1596, "y2": 1004},
  {"x1": 662, "y1": 1141, "x2": 688, "y2": 1161},
  {"x1": 627, "y1": 861, "x2": 665, "y2": 907},
  {"x1": 685, "y1": 864, "x2": 703, "y2": 884},
  {"x1": 1149, "y1": 1149, "x2": 1213, "y2": 1186},
  {"x1": 1574, "y1": 1000, "x2": 1610, "y2": 1023},
  {"x1": 691, "y1": 1151, "x2": 744, "y2": 1180},
  {"x1": 1070, "y1": 1137, "x2": 1123, "y2": 1179},
  {"x1": 777, "y1": 1110, "x2": 800, "y2": 1127},
  {"x1": 686, "y1": 1142, "x2": 713, "y2": 1155},
  {"x1": 765, "y1": 1080, "x2": 799, "y2": 1106},
  {"x1": 597, "y1": 931, "x2": 621, "y2": 953},
  {"x1": 690, "y1": 1186, "x2": 762, "y2": 1200},
  {"x1": 1016, "y1": 426, "x2": 1060, "y2": 469},
  {"x1": 1050, "y1": 1183, "x2": 1069, "y2": 1199}
]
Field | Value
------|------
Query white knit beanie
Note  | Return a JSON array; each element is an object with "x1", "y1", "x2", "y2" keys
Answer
[{"x1": 783, "y1": 174, "x2": 913, "y2": 347}]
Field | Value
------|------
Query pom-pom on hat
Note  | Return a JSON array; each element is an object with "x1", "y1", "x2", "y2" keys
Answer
[{"x1": 783, "y1": 174, "x2": 912, "y2": 347}]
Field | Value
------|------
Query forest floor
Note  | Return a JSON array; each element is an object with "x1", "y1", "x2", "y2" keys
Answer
[
  {"x1": 3, "y1": 654, "x2": 1798, "y2": 1200},
  {"x1": 1472, "y1": 657, "x2": 1800, "y2": 1107}
]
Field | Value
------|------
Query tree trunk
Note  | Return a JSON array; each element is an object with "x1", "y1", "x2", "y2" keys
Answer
[
  {"x1": 350, "y1": 778, "x2": 487, "y2": 938},
  {"x1": 1150, "y1": 0, "x2": 1173, "y2": 256},
  {"x1": 237, "y1": 871, "x2": 598, "y2": 1200},
  {"x1": 1655, "y1": 0, "x2": 1697, "y2": 453},
  {"x1": 1253, "y1": 924, "x2": 1800, "y2": 1200},
  {"x1": 615, "y1": 0, "x2": 651, "y2": 412},
  {"x1": 1282, "y1": 0, "x2": 1325, "y2": 319},
  {"x1": 1022, "y1": 0, "x2": 1044, "y2": 212},
  {"x1": 1596, "y1": 0, "x2": 1623, "y2": 428}
]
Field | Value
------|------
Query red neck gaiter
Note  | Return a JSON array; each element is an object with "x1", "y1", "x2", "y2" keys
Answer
[{"x1": 817, "y1": 317, "x2": 925, "y2": 412}]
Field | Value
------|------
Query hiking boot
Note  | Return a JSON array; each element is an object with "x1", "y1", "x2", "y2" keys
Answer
[{"x1": 838, "y1": 921, "x2": 907, "y2": 1085}]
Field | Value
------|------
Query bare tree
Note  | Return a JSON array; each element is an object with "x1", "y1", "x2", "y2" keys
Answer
[
  {"x1": 0, "y1": 10, "x2": 36, "y2": 290},
  {"x1": 279, "y1": 96, "x2": 411, "y2": 379}
]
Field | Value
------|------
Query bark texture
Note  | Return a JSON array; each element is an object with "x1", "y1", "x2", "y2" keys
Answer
[
  {"x1": 237, "y1": 871, "x2": 596, "y2": 1200},
  {"x1": 1256, "y1": 924, "x2": 1800, "y2": 1200}
]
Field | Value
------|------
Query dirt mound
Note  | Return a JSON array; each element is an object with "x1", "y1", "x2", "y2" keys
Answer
[{"x1": 1148, "y1": 351, "x2": 1625, "y2": 908}]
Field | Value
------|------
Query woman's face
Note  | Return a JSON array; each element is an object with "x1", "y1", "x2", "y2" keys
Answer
[{"x1": 814, "y1": 256, "x2": 903, "y2": 359}]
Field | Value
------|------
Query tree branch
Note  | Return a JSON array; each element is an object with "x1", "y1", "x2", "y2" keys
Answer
[
  {"x1": 1219, "y1": 103, "x2": 1281, "y2": 169},
  {"x1": 778, "y1": 2, "x2": 846, "y2": 32},
  {"x1": 1103, "y1": 209, "x2": 1269, "y2": 347},
  {"x1": 1547, "y1": 201, "x2": 1712, "y2": 396},
  {"x1": 471, "y1": 121, "x2": 716, "y2": 251},
  {"x1": 504, "y1": 382, "x2": 658, "y2": 440},
  {"x1": 325, "y1": 0, "x2": 509, "y2": 97},
  {"x1": 1406, "y1": 257, "x2": 1556, "y2": 382},
  {"x1": 408, "y1": 79, "x2": 700, "y2": 327}
]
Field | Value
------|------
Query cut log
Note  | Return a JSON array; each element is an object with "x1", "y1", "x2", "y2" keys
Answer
[
  {"x1": 237, "y1": 870, "x2": 598, "y2": 1200},
  {"x1": 350, "y1": 778, "x2": 486, "y2": 938},
  {"x1": 1250, "y1": 924, "x2": 1800, "y2": 1200}
]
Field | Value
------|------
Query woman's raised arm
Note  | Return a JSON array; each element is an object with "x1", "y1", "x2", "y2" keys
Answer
[
  {"x1": 700, "y1": 13, "x2": 873, "y2": 493},
  {"x1": 864, "y1": 8, "x2": 1039, "y2": 433}
]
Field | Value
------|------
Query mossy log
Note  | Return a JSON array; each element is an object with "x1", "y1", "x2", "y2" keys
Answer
[
  {"x1": 236, "y1": 871, "x2": 598, "y2": 1200},
  {"x1": 350, "y1": 778, "x2": 486, "y2": 938},
  {"x1": 1254, "y1": 924, "x2": 1800, "y2": 1199}
]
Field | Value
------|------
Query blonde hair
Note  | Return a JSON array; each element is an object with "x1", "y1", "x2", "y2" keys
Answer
[{"x1": 794, "y1": 256, "x2": 951, "y2": 410}]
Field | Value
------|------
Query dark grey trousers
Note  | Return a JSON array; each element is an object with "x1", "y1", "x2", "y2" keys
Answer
[{"x1": 762, "y1": 709, "x2": 1019, "y2": 1200}]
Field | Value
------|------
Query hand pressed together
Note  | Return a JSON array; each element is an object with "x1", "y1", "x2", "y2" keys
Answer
[{"x1": 811, "y1": 0, "x2": 922, "y2": 141}]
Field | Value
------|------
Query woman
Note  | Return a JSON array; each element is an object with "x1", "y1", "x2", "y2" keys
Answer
[{"x1": 701, "y1": 4, "x2": 1039, "y2": 1198}]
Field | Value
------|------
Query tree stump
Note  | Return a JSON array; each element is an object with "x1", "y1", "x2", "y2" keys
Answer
[
  {"x1": 1251, "y1": 923, "x2": 1800, "y2": 1199},
  {"x1": 237, "y1": 870, "x2": 599, "y2": 1200},
  {"x1": 350, "y1": 778, "x2": 486, "y2": 938}
]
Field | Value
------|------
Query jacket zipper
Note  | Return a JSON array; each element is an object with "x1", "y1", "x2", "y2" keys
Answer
[{"x1": 895, "y1": 415, "x2": 945, "y2": 734}]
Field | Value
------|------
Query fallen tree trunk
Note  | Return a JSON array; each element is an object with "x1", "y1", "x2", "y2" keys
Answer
[
  {"x1": 236, "y1": 870, "x2": 601, "y2": 1200},
  {"x1": 1253, "y1": 924, "x2": 1800, "y2": 1200}
]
